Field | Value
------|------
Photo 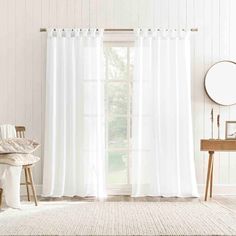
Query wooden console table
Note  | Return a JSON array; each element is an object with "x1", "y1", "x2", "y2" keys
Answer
[{"x1": 201, "y1": 139, "x2": 236, "y2": 201}]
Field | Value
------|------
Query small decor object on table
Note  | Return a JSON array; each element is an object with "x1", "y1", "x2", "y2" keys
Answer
[
  {"x1": 225, "y1": 121, "x2": 236, "y2": 140},
  {"x1": 211, "y1": 108, "x2": 214, "y2": 139},
  {"x1": 0, "y1": 188, "x2": 2, "y2": 208},
  {"x1": 217, "y1": 114, "x2": 220, "y2": 139}
]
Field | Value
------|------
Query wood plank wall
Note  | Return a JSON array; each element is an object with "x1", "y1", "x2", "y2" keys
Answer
[{"x1": 0, "y1": 0, "x2": 236, "y2": 191}]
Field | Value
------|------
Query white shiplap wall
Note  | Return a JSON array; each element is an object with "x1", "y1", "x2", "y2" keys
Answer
[{"x1": 0, "y1": 0, "x2": 236, "y2": 194}]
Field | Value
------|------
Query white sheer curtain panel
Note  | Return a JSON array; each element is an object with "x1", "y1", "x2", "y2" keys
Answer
[
  {"x1": 132, "y1": 29, "x2": 198, "y2": 197},
  {"x1": 43, "y1": 29, "x2": 106, "y2": 198}
]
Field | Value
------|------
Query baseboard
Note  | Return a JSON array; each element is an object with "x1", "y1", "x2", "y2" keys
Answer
[
  {"x1": 20, "y1": 184, "x2": 236, "y2": 196},
  {"x1": 198, "y1": 184, "x2": 236, "y2": 196}
]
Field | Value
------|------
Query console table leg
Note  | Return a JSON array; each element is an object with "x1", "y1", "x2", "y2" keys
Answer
[
  {"x1": 210, "y1": 157, "x2": 214, "y2": 198},
  {"x1": 204, "y1": 151, "x2": 214, "y2": 201}
]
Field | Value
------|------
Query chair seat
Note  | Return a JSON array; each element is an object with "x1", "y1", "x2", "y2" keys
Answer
[{"x1": 0, "y1": 154, "x2": 40, "y2": 166}]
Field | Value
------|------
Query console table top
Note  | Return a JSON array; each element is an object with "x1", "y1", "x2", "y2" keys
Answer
[{"x1": 201, "y1": 139, "x2": 236, "y2": 151}]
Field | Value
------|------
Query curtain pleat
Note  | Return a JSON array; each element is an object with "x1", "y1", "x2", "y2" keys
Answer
[
  {"x1": 131, "y1": 29, "x2": 198, "y2": 197},
  {"x1": 43, "y1": 29, "x2": 106, "y2": 198}
]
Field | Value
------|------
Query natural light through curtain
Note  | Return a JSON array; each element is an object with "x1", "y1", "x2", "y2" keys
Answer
[
  {"x1": 131, "y1": 29, "x2": 198, "y2": 197},
  {"x1": 43, "y1": 29, "x2": 106, "y2": 198}
]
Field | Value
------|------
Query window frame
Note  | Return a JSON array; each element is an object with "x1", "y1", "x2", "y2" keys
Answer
[{"x1": 103, "y1": 37, "x2": 134, "y2": 195}]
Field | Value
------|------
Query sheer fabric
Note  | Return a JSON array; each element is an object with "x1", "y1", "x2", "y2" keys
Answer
[
  {"x1": 43, "y1": 29, "x2": 106, "y2": 198},
  {"x1": 131, "y1": 29, "x2": 198, "y2": 197}
]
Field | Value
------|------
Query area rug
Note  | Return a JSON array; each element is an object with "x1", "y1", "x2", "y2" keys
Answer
[{"x1": 0, "y1": 201, "x2": 236, "y2": 235}]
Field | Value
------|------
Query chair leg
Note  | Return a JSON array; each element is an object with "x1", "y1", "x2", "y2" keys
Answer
[
  {"x1": 24, "y1": 167, "x2": 30, "y2": 202},
  {"x1": 27, "y1": 167, "x2": 38, "y2": 206},
  {"x1": 0, "y1": 188, "x2": 3, "y2": 208}
]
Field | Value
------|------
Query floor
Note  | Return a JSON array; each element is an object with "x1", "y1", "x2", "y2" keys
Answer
[
  {"x1": 1, "y1": 195, "x2": 236, "y2": 235},
  {"x1": 38, "y1": 195, "x2": 236, "y2": 210},
  {"x1": 1, "y1": 195, "x2": 218, "y2": 209},
  {"x1": 41, "y1": 195, "x2": 236, "y2": 218}
]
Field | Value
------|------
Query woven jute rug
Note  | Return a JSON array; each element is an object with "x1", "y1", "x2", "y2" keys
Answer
[{"x1": 0, "y1": 201, "x2": 236, "y2": 235}]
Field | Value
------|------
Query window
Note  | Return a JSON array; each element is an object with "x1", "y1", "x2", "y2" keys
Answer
[{"x1": 104, "y1": 42, "x2": 134, "y2": 191}]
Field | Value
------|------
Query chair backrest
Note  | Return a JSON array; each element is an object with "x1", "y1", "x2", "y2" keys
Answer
[{"x1": 15, "y1": 126, "x2": 26, "y2": 138}]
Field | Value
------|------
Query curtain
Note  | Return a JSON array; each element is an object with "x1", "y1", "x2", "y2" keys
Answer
[
  {"x1": 43, "y1": 29, "x2": 106, "y2": 198},
  {"x1": 131, "y1": 29, "x2": 198, "y2": 197}
]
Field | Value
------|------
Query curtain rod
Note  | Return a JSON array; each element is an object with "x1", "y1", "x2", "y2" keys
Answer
[{"x1": 40, "y1": 28, "x2": 198, "y2": 32}]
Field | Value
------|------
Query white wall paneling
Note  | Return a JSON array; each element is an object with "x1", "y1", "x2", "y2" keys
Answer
[
  {"x1": 0, "y1": 0, "x2": 236, "y2": 195},
  {"x1": 229, "y1": 0, "x2": 236, "y2": 185}
]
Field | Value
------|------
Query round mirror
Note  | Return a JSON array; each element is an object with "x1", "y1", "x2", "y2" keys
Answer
[{"x1": 205, "y1": 61, "x2": 236, "y2": 106}]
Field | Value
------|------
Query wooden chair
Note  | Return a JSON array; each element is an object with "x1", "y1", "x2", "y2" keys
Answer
[{"x1": 15, "y1": 126, "x2": 38, "y2": 206}]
